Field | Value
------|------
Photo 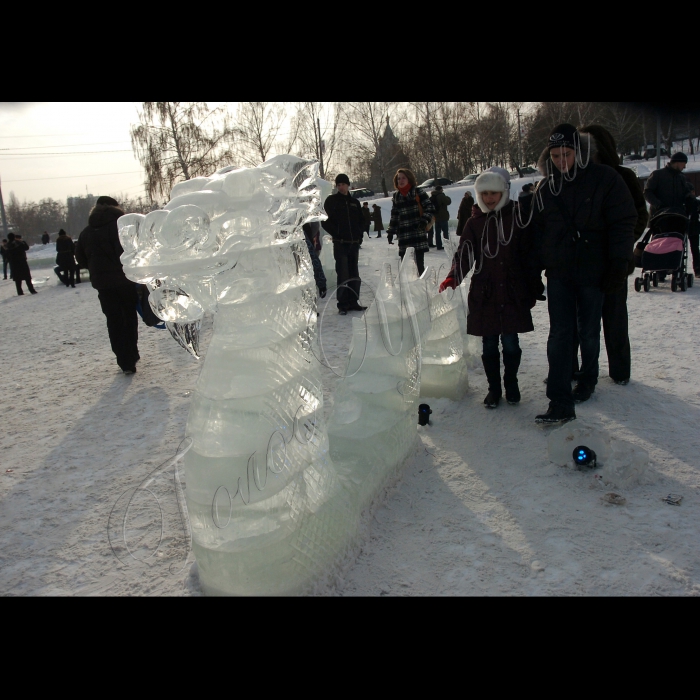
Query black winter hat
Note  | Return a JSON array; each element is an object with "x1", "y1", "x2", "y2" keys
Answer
[
  {"x1": 547, "y1": 123, "x2": 578, "y2": 151},
  {"x1": 58, "y1": 228, "x2": 67, "y2": 236},
  {"x1": 670, "y1": 152, "x2": 688, "y2": 163},
  {"x1": 96, "y1": 195, "x2": 119, "y2": 206},
  {"x1": 335, "y1": 173, "x2": 350, "y2": 185}
]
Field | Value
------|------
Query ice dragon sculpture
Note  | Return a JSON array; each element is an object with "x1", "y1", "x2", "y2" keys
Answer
[{"x1": 118, "y1": 156, "x2": 468, "y2": 595}]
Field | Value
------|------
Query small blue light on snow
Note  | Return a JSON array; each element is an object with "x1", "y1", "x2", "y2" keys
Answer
[{"x1": 573, "y1": 445, "x2": 597, "y2": 468}]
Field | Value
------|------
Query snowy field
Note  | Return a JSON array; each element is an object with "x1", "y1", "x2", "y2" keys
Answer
[{"x1": 2, "y1": 220, "x2": 700, "y2": 596}]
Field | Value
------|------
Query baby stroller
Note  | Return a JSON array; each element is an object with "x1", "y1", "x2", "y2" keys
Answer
[{"x1": 634, "y1": 208, "x2": 694, "y2": 292}]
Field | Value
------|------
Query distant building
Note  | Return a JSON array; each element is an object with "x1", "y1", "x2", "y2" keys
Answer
[
  {"x1": 66, "y1": 193, "x2": 98, "y2": 237},
  {"x1": 369, "y1": 117, "x2": 410, "y2": 195}
]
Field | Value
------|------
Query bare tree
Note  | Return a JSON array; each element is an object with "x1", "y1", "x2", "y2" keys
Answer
[
  {"x1": 130, "y1": 102, "x2": 235, "y2": 202},
  {"x1": 7, "y1": 193, "x2": 67, "y2": 243},
  {"x1": 294, "y1": 102, "x2": 341, "y2": 179},
  {"x1": 234, "y1": 102, "x2": 286, "y2": 166}
]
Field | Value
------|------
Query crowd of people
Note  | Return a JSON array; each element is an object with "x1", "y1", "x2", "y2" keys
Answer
[
  {"x1": 4, "y1": 126, "x2": 698, "y2": 410},
  {"x1": 322, "y1": 122, "x2": 696, "y2": 425}
]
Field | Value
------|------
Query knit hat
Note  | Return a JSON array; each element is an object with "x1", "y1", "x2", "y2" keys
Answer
[
  {"x1": 335, "y1": 173, "x2": 350, "y2": 185},
  {"x1": 58, "y1": 228, "x2": 67, "y2": 236},
  {"x1": 96, "y1": 195, "x2": 119, "y2": 206},
  {"x1": 474, "y1": 169, "x2": 510, "y2": 213},
  {"x1": 670, "y1": 152, "x2": 688, "y2": 163},
  {"x1": 547, "y1": 123, "x2": 578, "y2": 151}
]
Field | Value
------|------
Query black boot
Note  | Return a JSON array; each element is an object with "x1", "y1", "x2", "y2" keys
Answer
[
  {"x1": 482, "y1": 353, "x2": 502, "y2": 408},
  {"x1": 502, "y1": 349, "x2": 522, "y2": 405}
]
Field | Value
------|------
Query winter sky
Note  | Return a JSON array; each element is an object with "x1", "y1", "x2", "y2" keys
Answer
[{"x1": 0, "y1": 102, "x2": 152, "y2": 203}]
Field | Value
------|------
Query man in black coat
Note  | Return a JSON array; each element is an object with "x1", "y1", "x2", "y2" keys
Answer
[
  {"x1": 5, "y1": 233, "x2": 37, "y2": 295},
  {"x1": 532, "y1": 124, "x2": 637, "y2": 423},
  {"x1": 322, "y1": 174, "x2": 366, "y2": 315},
  {"x1": 644, "y1": 152, "x2": 693, "y2": 218},
  {"x1": 54, "y1": 228, "x2": 77, "y2": 288},
  {"x1": 75, "y1": 196, "x2": 139, "y2": 374},
  {"x1": 579, "y1": 125, "x2": 649, "y2": 385}
]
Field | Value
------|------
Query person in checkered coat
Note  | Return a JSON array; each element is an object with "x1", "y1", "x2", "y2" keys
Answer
[{"x1": 386, "y1": 168, "x2": 435, "y2": 276}]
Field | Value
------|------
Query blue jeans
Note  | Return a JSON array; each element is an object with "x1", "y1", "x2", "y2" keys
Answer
[
  {"x1": 482, "y1": 333, "x2": 520, "y2": 357},
  {"x1": 546, "y1": 279, "x2": 604, "y2": 408},
  {"x1": 434, "y1": 220, "x2": 449, "y2": 248}
]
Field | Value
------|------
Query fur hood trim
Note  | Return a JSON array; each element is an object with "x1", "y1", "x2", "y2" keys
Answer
[
  {"x1": 88, "y1": 203, "x2": 124, "y2": 229},
  {"x1": 537, "y1": 137, "x2": 598, "y2": 177},
  {"x1": 474, "y1": 171, "x2": 510, "y2": 213}
]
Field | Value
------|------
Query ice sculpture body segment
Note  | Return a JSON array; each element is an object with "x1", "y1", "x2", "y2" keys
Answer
[
  {"x1": 119, "y1": 157, "x2": 354, "y2": 595},
  {"x1": 118, "y1": 158, "x2": 470, "y2": 595}
]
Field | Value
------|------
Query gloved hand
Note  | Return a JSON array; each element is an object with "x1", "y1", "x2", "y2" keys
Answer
[
  {"x1": 529, "y1": 277, "x2": 546, "y2": 301},
  {"x1": 319, "y1": 287, "x2": 327, "y2": 299},
  {"x1": 439, "y1": 276, "x2": 457, "y2": 293},
  {"x1": 601, "y1": 258, "x2": 629, "y2": 294}
]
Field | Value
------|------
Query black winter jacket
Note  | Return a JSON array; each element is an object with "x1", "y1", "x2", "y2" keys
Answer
[
  {"x1": 5, "y1": 239, "x2": 31, "y2": 280},
  {"x1": 532, "y1": 161, "x2": 637, "y2": 286},
  {"x1": 456, "y1": 192, "x2": 475, "y2": 237},
  {"x1": 55, "y1": 234, "x2": 76, "y2": 269},
  {"x1": 644, "y1": 164, "x2": 693, "y2": 217},
  {"x1": 322, "y1": 192, "x2": 364, "y2": 243},
  {"x1": 75, "y1": 204, "x2": 128, "y2": 289},
  {"x1": 432, "y1": 192, "x2": 452, "y2": 222}
]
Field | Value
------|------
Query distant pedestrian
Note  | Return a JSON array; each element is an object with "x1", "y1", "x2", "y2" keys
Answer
[
  {"x1": 386, "y1": 168, "x2": 435, "y2": 276},
  {"x1": 431, "y1": 185, "x2": 451, "y2": 250},
  {"x1": 1, "y1": 239, "x2": 8, "y2": 280},
  {"x1": 371, "y1": 203, "x2": 384, "y2": 238},
  {"x1": 5, "y1": 233, "x2": 37, "y2": 295},
  {"x1": 75, "y1": 196, "x2": 140, "y2": 374},
  {"x1": 361, "y1": 201, "x2": 372, "y2": 240},
  {"x1": 41, "y1": 231, "x2": 50, "y2": 245},
  {"x1": 54, "y1": 228, "x2": 77, "y2": 288},
  {"x1": 456, "y1": 190, "x2": 475, "y2": 237},
  {"x1": 644, "y1": 152, "x2": 694, "y2": 218}
]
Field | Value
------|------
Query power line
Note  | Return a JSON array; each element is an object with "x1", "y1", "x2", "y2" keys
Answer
[
  {"x1": 0, "y1": 150, "x2": 133, "y2": 157},
  {"x1": 0, "y1": 140, "x2": 131, "y2": 151},
  {"x1": 0, "y1": 133, "x2": 88, "y2": 138},
  {"x1": 4, "y1": 170, "x2": 143, "y2": 183}
]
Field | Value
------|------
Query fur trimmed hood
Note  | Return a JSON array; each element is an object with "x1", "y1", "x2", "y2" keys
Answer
[
  {"x1": 474, "y1": 169, "x2": 510, "y2": 213},
  {"x1": 537, "y1": 139, "x2": 598, "y2": 177},
  {"x1": 88, "y1": 203, "x2": 124, "y2": 229},
  {"x1": 577, "y1": 126, "x2": 613, "y2": 167}
]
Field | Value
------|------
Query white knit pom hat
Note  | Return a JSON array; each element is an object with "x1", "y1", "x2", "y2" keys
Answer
[{"x1": 474, "y1": 167, "x2": 510, "y2": 213}]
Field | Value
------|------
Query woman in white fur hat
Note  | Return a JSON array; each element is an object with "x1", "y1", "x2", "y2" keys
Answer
[{"x1": 440, "y1": 167, "x2": 538, "y2": 408}]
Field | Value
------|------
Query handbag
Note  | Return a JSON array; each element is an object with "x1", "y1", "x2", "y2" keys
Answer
[{"x1": 416, "y1": 193, "x2": 436, "y2": 232}]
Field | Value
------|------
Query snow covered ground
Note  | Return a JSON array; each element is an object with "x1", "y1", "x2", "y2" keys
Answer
[{"x1": 2, "y1": 221, "x2": 700, "y2": 596}]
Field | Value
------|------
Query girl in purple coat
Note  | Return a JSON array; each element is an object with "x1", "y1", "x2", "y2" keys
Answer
[{"x1": 440, "y1": 168, "x2": 537, "y2": 408}]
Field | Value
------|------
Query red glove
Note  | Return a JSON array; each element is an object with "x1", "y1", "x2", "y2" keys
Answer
[{"x1": 439, "y1": 277, "x2": 457, "y2": 292}]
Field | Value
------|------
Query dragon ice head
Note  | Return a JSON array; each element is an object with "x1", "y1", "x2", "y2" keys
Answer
[{"x1": 118, "y1": 156, "x2": 330, "y2": 335}]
